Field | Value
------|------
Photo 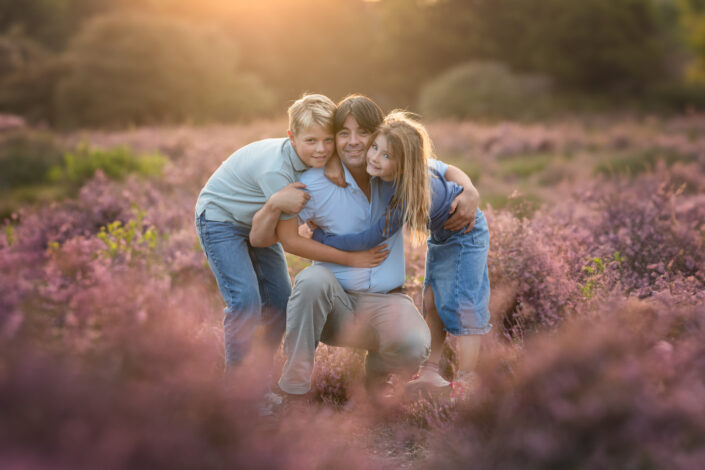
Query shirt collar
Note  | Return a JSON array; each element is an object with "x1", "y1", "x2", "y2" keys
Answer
[
  {"x1": 284, "y1": 138, "x2": 309, "y2": 173},
  {"x1": 341, "y1": 162, "x2": 374, "y2": 191}
]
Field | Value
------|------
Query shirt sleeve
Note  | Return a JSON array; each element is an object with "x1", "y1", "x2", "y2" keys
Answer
[
  {"x1": 311, "y1": 208, "x2": 403, "y2": 251},
  {"x1": 259, "y1": 170, "x2": 298, "y2": 221},
  {"x1": 428, "y1": 158, "x2": 448, "y2": 176}
]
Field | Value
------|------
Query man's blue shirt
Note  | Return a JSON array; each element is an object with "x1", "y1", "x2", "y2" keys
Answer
[{"x1": 297, "y1": 163, "x2": 405, "y2": 293}]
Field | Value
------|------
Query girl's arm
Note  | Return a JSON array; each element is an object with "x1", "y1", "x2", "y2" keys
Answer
[
  {"x1": 312, "y1": 208, "x2": 403, "y2": 251},
  {"x1": 276, "y1": 218, "x2": 389, "y2": 267}
]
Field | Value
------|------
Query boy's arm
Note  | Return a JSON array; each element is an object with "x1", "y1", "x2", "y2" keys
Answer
[
  {"x1": 249, "y1": 182, "x2": 310, "y2": 247},
  {"x1": 311, "y1": 208, "x2": 403, "y2": 251},
  {"x1": 276, "y1": 218, "x2": 389, "y2": 267},
  {"x1": 443, "y1": 164, "x2": 480, "y2": 233}
]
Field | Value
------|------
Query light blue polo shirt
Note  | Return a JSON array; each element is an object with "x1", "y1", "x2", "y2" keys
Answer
[
  {"x1": 195, "y1": 138, "x2": 308, "y2": 227},
  {"x1": 297, "y1": 164, "x2": 405, "y2": 293}
]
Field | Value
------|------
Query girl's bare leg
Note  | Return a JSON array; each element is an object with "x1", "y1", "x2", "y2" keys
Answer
[{"x1": 423, "y1": 285, "x2": 446, "y2": 364}]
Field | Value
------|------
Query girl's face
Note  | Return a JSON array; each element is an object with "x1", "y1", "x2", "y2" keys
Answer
[{"x1": 366, "y1": 134, "x2": 397, "y2": 182}]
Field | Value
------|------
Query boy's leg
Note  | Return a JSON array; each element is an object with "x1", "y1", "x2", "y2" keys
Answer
[
  {"x1": 250, "y1": 242, "x2": 292, "y2": 350},
  {"x1": 196, "y1": 213, "x2": 261, "y2": 368},
  {"x1": 278, "y1": 265, "x2": 353, "y2": 395}
]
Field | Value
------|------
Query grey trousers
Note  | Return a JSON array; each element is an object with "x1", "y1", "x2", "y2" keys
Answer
[{"x1": 279, "y1": 265, "x2": 431, "y2": 394}]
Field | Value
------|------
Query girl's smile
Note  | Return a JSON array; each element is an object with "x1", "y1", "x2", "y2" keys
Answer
[{"x1": 366, "y1": 134, "x2": 397, "y2": 182}]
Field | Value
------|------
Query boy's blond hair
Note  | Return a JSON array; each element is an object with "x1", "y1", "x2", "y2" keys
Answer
[{"x1": 288, "y1": 94, "x2": 336, "y2": 135}]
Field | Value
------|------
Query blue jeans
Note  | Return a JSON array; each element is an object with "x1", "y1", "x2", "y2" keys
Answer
[{"x1": 196, "y1": 211, "x2": 291, "y2": 367}]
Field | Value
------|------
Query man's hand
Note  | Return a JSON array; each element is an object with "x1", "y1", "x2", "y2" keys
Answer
[
  {"x1": 268, "y1": 182, "x2": 310, "y2": 214},
  {"x1": 324, "y1": 154, "x2": 347, "y2": 188},
  {"x1": 444, "y1": 190, "x2": 479, "y2": 233}
]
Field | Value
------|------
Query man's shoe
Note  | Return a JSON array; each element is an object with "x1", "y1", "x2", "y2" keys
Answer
[
  {"x1": 280, "y1": 391, "x2": 313, "y2": 416},
  {"x1": 405, "y1": 362, "x2": 451, "y2": 400},
  {"x1": 365, "y1": 374, "x2": 398, "y2": 408}
]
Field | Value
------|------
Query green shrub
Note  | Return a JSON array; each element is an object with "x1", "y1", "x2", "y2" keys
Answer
[
  {"x1": 418, "y1": 62, "x2": 554, "y2": 121},
  {"x1": 55, "y1": 12, "x2": 275, "y2": 128},
  {"x1": 49, "y1": 145, "x2": 167, "y2": 187},
  {"x1": 0, "y1": 130, "x2": 64, "y2": 190},
  {"x1": 594, "y1": 148, "x2": 698, "y2": 176}
]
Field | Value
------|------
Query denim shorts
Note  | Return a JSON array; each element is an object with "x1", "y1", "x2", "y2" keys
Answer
[{"x1": 424, "y1": 209, "x2": 492, "y2": 336}]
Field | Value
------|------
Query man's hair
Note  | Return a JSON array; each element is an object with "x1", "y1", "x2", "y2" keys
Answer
[
  {"x1": 288, "y1": 93, "x2": 336, "y2": 135},
  {"x1": 334, "y1": 94, "x2": 384, "y2": 134}
]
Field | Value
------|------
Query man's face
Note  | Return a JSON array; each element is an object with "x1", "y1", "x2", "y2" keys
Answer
[
  {"x1": 335, "y1": 115, "x2": 372, "y2": 170},
  {"x1": 288, "y1": 124, "x2": 335, "y2": 168}
]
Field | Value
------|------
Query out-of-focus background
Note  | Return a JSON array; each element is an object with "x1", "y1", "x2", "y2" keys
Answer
[
  {"x1": 1, "y1": 2, "x2": 705, "y2": 469},
  {"x1": 2, "y1": 0, "x2": 705, "y2": 127}
]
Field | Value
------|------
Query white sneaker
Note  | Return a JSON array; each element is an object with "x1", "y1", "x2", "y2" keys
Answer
[
  {"x1": 405, "y1": 363, "x2": 451, "y2": 399},
  {"x1": 257, "y1": 391, "x2": 283, "y2": 417}
]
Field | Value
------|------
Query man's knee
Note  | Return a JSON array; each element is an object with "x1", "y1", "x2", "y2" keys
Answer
[{"x1": 292, "y1": 265, "x2": 338, "y2": 298}]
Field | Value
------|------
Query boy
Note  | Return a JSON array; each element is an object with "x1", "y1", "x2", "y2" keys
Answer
[{"x1": 195, "y1": 94, "x2": 336, "y2": 368}]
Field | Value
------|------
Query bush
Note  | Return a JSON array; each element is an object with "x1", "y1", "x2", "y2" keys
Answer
[
  {"x1": 0, "y1": 130, "x2": 64, "y2": 190},
  {"x1": 55, "y1": 13, "x2": 276, "y2": 128},
  {"x1": 48, "y1": 144, "x2": 167, "y2": 188},
  {"x1": 418, "y1": 62, "x2": 554, "y2": 121}
]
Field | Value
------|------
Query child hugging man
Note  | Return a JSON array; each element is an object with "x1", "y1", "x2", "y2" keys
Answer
[{"x1": 195, "y1": 94, "x2": 337, "y2": 368}]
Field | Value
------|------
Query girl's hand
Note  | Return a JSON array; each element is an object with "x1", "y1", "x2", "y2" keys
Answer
[
  {"x1": 324, "y1": 154, "x2": 347, "y2": 188},
  {"x1": 347, "y1": 244, "x2": 389, "y2": 267}
]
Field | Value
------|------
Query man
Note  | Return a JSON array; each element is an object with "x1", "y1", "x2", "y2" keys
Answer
[{"x1": 251, "y1": 95, "x2": 480, "y2": 401}]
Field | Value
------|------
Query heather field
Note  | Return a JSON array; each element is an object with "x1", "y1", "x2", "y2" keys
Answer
[{"x1": 1, "y1": 116, "x2": 704, "y2": 469}]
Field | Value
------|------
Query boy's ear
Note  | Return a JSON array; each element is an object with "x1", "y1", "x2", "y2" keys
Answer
[{"x1": 287, "y1": 129, "x2": 295, "y2": 144}]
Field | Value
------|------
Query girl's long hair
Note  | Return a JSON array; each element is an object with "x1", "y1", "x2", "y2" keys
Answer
[{"x1": 372, "y1": 111, "x2": 431, "y2": 246}]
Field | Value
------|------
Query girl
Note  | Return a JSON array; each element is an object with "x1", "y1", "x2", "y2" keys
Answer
[{"x1": 312, "y1": 112, "x2": 491, "y2": 400}]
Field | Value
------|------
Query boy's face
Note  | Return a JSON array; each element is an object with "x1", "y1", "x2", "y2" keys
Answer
[
  {"x1": 335, "y1": 115, "x2": 372, "y2": 170},
  {"x1": 288, "y1": 124, "x2": 335, "y2": 168}
]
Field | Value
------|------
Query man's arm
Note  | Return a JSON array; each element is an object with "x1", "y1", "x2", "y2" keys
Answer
[
  {"x1": 444, "y1": 164, "x2": 480, "y2": 233},
  {"x1": 250, "y1": 182, "x2": 310, "y2": 247},
  {"x1": 276, "y1": 218, "x2": 389, "y2": 267}
]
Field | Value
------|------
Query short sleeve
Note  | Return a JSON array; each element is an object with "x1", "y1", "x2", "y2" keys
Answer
[
  {"x1": 259, "y1": 171, "x2": 297, "y2": 221},
  {"x1": 428, "y1": 158, "x2": 448, "y2": 176}
]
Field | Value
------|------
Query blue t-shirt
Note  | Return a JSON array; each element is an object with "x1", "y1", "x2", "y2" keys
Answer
[{"x1": 312, "y1": 159, "x2": 463, "y2": 250}]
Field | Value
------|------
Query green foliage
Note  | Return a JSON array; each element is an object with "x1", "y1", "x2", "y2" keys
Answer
[
  {"x1": 0, "y1": 30, "x2": 63, "y2": 122},
  {"x1": 54, "y1": 12, "x2": 275, "y2": 128},
  {"x1": 594, "y1": 148, "x2": 697, "y2": 176},
  {"x1": 49, "y1": 144, "x2": 167, "y2": 186},
  {"x1": 410, "y1": 0, "x2": 673, "y2": 101},
  {"x1": 498, "y1": 153, "x2": 554, "y2": 179},
  {"x1": 0, "y1": 130, "x2": 64, "y2": 190},
  {"x1": 97, "y1": 210, "x2": 158, "y2": 260},
  {"x1": 419, "y1": 62, "x2": 554, "y2": 121}
]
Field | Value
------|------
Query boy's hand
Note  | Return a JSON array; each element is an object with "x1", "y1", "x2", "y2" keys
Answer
[
  {"x1": 269, "y1": 182, "x2": 310, "y2": 214},
  {"x1": 324, "y1": 154, "x2": 347, "y2": 188},
  {"x1": 444, "y1": 190, "x2": 478, "y2": 233}
]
